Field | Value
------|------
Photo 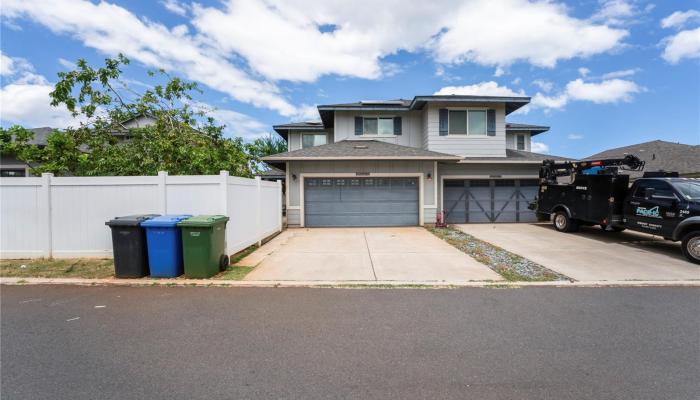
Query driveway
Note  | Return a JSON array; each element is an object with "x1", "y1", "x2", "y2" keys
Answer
[
  {"x1": 456, "y1": 224, "x2": 700, "y2": 281},
  {"x1": 240, "y1": 227, "x2": 502, "y2": 282}
]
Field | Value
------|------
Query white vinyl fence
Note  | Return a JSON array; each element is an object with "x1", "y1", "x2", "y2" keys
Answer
[{"x1": 0, "y1": 171, "x2": 283, "y2": 259}]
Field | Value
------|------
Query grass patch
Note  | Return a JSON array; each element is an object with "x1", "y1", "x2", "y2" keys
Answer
[
  {"x1": 428, "y1": 226, "x2": 568, "y2": 282},
  {"x1": 230, "y1": 245, "x2": 259, "y2": 266},
  {"x1": 0, "y1": 258, "x2": 114, "y2": 279},
  {"x1": 216, "y1": 266, "x2": 255, "y2": 280}
]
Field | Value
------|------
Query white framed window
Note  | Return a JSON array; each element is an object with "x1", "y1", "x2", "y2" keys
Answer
[
  {"x1": 302, "y1": 133, "x2": 327, "y2": 148},
  {"x1": 516, "y1": 134, "x2": 526, "y2": 150},
  {"x1": 361, "y1": 117, "x2": 394, "y2": 135},
  {"x1": 447, "y1": 109, "x2": 487, "y2": 136}
]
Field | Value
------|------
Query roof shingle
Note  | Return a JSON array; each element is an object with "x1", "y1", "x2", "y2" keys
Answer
[{"x1": 261, "y1": 140, "x2": 462, "y2": 161}]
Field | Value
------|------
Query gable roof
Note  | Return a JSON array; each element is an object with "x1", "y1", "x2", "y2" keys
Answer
[
  {"x1": 505, "y1": 123, "x2": 550, "y2": 136},
  {"x1": 261, "y1": 140, "x2": 462, "y2": 163},
  {"x1": 272, "y1": 121, "x2": 325, "y2": 140},
  {"x1": 316, "y1": 95, "x2": 531, "y2": 126},
  {"x1": 458, "y1": 149, "x2": 572, "y2": 164},
  {"x1": 586, "y1": 140, "x2": 700, "y2": 178}
]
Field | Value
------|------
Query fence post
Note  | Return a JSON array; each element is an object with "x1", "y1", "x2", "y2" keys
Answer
[
  {"x1": 219, "y1": 170, "x2": 229, "y2": 216},
  {"x1": 256, "y1": 176, "x2": 262, "y2": 246},
  {"x1": 39, "y1": 173, "x2": 53, "y2": 258},
  {"x1": 277, "y1": 179, "x2": 283, "y2": 232},
  {"x1": 158, "y1": 171, "x2": 168, "y2": 214}
]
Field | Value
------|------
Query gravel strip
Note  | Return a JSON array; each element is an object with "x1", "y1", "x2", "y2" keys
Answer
[{"x1": 429, "y1": 226, "x2": 570, "y2": 282}]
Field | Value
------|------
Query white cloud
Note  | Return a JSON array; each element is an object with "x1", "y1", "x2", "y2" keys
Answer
[
  {"x1": 493, "y1": 66, "x2": 505, "y2": 77},
  {"x1": 661, "y1": 27, "x2": 700, "y2": 64},
  {"x1": 58, "y1": 57, "x2": 76, "y2": 70},
  {"x1": 160, "y1": 0, "x2": 188, "y2": 17},
  {"x1": 432, "y1": 0, "x2": 627, "y2": 68},
  {"x1": 531, "y1": 142, "x2": 550, "y2": 153},
  {"x1": 1, "y1": 53, "x2": 77, "y2": 128},
  {"x1": 591, "y1": 0, "x2": 638, "y2": 26},
  {"x1": 567, "y1": 133, "x2": 584, "y2": 140},
  {"x1": 531, "y1": 92, "x2": 569, "y2": 110},
  {"x1": 578, "y1": 67, "x2": 591, "y2": 77},
  {"x1": 511, "y1": 77, "x2": 522, "y2": 85},
  {"x1": 661, "y1": 10, "x2": 700, "y2": 29},
  {"x1": 532, "y1": 79, "x2": 554, "y2": 92},
  {"x1": 434, "y1": 81, "x2": 526, "y2": 97},
  {"x1": 566, "y1": 78, "x2": 642, "y2": 103},
  {"x1": 2, "y1": 0, "x2": 298, "y2": 117},
  {"x1": 600, "y1": 68, "x2": 639, "y2": 79}
]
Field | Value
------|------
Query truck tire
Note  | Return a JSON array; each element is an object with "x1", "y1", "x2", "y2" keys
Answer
[
  {"x1": 681, "y1": 231, "x2": 700, "y2": 265},
  {"x1": 553, "y1": 211, "x2": 579, "y2": 233}
]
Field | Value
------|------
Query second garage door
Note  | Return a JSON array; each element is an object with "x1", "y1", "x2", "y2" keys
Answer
[
  {"x1": 304, "y1": 177, "x2": 419, "y2": 227},
  {"x1": 443, "y1": 179, "x2": 539, "y2": 223}
]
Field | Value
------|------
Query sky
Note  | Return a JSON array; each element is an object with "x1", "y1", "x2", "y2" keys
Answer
[{"x1": 1, "y1": 0, "x2": 699, "y2": 159}]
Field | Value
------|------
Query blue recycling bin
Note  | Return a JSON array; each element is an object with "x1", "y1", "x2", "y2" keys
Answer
[{"x1": 141, "y1": 214, "x2": 192, "y2": 277}]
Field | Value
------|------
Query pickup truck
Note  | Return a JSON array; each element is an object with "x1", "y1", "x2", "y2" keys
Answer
[{"x1": 534, "y1": 166, "x2": 700, "y2": 264}]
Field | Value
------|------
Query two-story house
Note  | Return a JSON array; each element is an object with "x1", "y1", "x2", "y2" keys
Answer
[{"x1": 263, "y1": 95, "x2": 568, "y2": 227}]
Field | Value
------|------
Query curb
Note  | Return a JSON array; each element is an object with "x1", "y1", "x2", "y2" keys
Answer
[{"x1": 1, "y1": 277, "x2": 699, "y2": 288}]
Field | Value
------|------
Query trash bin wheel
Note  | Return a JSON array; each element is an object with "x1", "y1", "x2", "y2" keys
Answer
[{"x1": 219, "y1": 254, "x2": 230, "y2": 271}]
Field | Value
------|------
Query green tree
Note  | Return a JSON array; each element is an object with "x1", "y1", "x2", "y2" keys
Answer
[
  {"x1": 246, "y1": 133, "x2": 288, "y2": 159},
  {"x1": 3, "y1": 55, "x2": 254, "y2": 177}
]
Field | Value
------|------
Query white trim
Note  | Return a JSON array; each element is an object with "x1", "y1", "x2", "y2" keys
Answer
[
  {"x1": 299, "y1": 172, "x2": 424, "y2": 227},
  {"x1": 285, "y1": 161, "x2": 290, "y2": 208},
  {"x1": 439, "y1": 174, "x2": 538, "y2": 212},
  {"x1": 286, "y1": 206, "x2": 301, "y2": 210},
  {"x1": 432, "y1": 161, "x2": 438, "y2": 207},
  {"x1": 264, "y1": 156, "x2": 461, "y2": 161}
]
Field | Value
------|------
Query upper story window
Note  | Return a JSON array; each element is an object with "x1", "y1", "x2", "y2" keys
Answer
[
  {"x1": 447, "y1": 109, "x2": 487, "y2": 136},
  {"x1": 302, "y1": 133, "x2": 327, "y2": 148},
  {"x1": 517, "y1": 134, "x2": 526, "y2": 150},
  {"x1": 355, "y1": 116, "x2": 402, "y2": 136}
]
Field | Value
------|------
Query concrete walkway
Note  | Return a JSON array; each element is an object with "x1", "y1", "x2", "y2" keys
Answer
[
  {"x1": 456, "y1": 224, "x2": 700, "y2": 281},
  {"x1": 240, "y1": 227, "x2": 502, "y2": 282}
]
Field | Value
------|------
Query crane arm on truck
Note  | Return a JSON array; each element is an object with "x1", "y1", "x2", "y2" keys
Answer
[{"x1": 539, "y1": 155, "x2": 645, "y2": 183}]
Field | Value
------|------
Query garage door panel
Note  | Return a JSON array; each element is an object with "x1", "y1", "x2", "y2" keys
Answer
[
  {"x1": 305, "y1": 177, "x2": 419, "y2": 227},
  {"x1": 444, "y1": 179, "x2": 537, "y2": 224}
]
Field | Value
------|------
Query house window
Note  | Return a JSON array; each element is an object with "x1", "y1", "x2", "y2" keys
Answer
[
  {"x1": 362, "y1": 117, "x2": 393, "y2": 135},
  {"x1": 302, "y1": 133, "x2": 326, "y2": 148},
  {"x1": 517, "y1": 135, "x2": 526, "y2": 150},
  {"x1": 448, "y1": 109, "x2": 486, "y2": 135}
]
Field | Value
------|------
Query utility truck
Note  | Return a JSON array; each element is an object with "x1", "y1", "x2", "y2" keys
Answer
[{"x1": 531, "y1": 155, "x2": 700, "y2": 264}]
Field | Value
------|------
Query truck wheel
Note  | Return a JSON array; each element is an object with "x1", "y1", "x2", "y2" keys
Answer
[
  {"x1": 681, "y1": 231, "x2": 700, "y2": 265},
  {"x1": 553, "y1": 211, "x2": 579, "y2": 233}
]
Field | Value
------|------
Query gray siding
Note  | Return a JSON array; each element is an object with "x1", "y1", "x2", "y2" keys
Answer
[
  {"x1": 425, "y1": 103, "x2": 507, "y2": 157},
  {"x1": 333, "y1": 110, "x2": 424, "y2": 147}
]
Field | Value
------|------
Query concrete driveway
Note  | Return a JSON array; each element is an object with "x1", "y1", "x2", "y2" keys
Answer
[
  {"x1": 456, "y1": 224, "x2": 700, "y2": 281},
  {"x1": 240, "y1": 227, "x2": 502, "y2": 282}
]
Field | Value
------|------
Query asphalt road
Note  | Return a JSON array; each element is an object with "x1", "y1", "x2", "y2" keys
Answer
[{"x1": 2, "y1": 285, "x2": 698, "y2": 400}]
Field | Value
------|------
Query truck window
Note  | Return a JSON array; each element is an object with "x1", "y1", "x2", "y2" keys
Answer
[
  {"x1": 673, "y1": 181, "x2": 700, "y2": 200},
  {"x1": 633, "y1": 180, "x2": 676, "y2": 198}
]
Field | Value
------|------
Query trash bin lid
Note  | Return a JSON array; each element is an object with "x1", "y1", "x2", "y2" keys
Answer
[
  {"x1": 177, "y1": 215, "x2": 229, "y2": 227},
  {"x1": 105, "y1": 214, "x2": 160, "y2": 227},
  {"x1": 141, "y1": 214, "x2": 192, "y2": 228}
]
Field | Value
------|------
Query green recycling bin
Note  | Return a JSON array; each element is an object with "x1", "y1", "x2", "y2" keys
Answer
[{"x1": 178, "y1": 215, "x2": 230, "y2": 278}]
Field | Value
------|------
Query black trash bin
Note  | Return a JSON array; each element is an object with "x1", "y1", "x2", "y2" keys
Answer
[{"x1": 105, "y1": 214, "x2": 159, "y2": 278}]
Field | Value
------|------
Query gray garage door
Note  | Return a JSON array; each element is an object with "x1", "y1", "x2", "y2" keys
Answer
[
  {"x1": 443, "y1": 179, "x2": 539, "y2": 223},
  {"x1": 304, "y1": 177, "x2": 419, "y2": 227}
]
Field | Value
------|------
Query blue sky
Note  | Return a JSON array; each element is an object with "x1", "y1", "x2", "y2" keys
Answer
[{"x1": 1, "y1": 0, "x2": 699, "y2": 158}]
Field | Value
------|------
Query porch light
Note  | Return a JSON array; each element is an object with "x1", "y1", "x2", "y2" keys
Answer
[
  {"x1": 427, "y1": 172, "x2": 432, "y2": 181},
  {"x1": 292, "y1": 174, "x2": 297, "y2": 181}
]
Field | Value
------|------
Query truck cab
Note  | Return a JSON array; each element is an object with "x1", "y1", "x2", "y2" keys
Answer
[{"x1": 623, "y1": 178, "x2": 700, "y2": 241}]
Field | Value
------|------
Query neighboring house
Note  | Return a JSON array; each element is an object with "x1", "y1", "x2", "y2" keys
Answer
[
  {"x1": 1, "y1": 115, "x2": 157, "y2": 177},
  {"x1": 1, "y1": 127, "x2": 53, "y2": 177},
  {"x1": 264, "y1": 95, "x2": 569, "y2": 227},
  {"x1": 586, "y1": 140, "x2": 700, "y2": 179}
]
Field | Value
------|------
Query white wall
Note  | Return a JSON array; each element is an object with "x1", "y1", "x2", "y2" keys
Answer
[{"x1": 0, "y1": 172, "x2": 282, "y2": 259}]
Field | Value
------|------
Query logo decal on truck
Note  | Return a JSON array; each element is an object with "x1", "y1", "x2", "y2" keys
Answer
[{"x1": 636, "y1": 205, "x2": 661, "y2": 218}]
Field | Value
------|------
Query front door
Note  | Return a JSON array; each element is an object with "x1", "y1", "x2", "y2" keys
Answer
[{"x1": 625, "y1": 180, "x2": 680, "y2": 236}]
